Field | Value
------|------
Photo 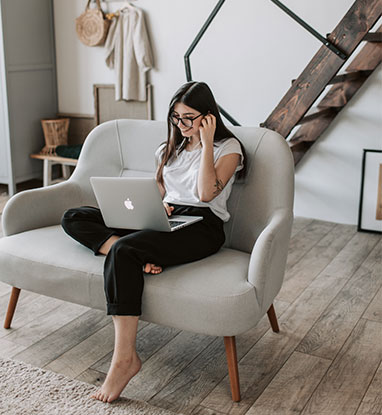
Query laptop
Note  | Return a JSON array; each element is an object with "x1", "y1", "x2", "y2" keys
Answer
[{"x1": 90, "y1": 177, "x2": 203, "y2": 232}]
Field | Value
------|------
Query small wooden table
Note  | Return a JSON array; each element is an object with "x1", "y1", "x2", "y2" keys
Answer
[{"x1": 30, "y1": 154, "x2": 78, "y2": 187}]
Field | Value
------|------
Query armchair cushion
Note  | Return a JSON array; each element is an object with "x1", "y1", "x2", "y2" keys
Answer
[{"x1": 0, "y1": 225, "x2": 259, "y2": 336}]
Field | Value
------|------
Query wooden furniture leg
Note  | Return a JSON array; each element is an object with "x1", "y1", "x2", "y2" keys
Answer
[
  {"x1": 62, "y1": 164, "x2": 71, "y2": 179},
  {"x1": 224, "y1": 336, "x2": 241, "y2": 402},
  {"x1": 43, "y1": 159, "x2": 52, "y2": 187},
  {"x1": 31, "y1": 154, "x2": 78, "y2": 186},
  {"x1": 267, "y1": 303, "x2": 280, "y2": 333},
  {"x1": 4, "y1": 287, "x2": 21, "y2": 329}
]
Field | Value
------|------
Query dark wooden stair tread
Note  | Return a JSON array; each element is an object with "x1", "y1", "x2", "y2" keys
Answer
[
  {"x1": 363, "y1": 32, "x2": 382, "y2": 42},
  {"x1": 328, "y1": 70, "x2": 373, "y2": 85},
  {"x1": 289, "y1": 112, "x2": 337, "y2": 145},
  {"x1": 262, "y1": 0, "x2": 381, "y2": 139},
  {"x1": 297, "y1": 108, "x2": 339, "y2": 126},
  {"x1": 261, "y1": 0, "x2": 381, "y2": 166}
]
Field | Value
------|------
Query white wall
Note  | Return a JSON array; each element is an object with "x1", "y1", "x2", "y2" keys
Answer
[
  {"x1": 53, "y1": 0, "x2": 382, "y2": 224},
  {"x1": 295, "y1": 68, "x2": 382, "y2": 225}
]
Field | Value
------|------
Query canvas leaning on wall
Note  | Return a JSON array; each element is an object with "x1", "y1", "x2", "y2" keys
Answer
[{"x1": 358, "y1": 149, "x2": 382, "y2": 234}]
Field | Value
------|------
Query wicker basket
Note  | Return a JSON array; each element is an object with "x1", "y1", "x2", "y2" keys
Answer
[{"x1": 40, "y1": 118, "x2": 70, "y2": 155}]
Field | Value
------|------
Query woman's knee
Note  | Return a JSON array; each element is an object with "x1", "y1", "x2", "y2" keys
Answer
[
  {"x1": 109, "y1": 238, "x2": 129, "y2": 258},
  {"x1": 61, "y1": 208, "x2": 79, "y2": 231},
  {"x1": 62, "y1": 206, "x2": 96, "y2": 224},
  {"x1": 109, "y1": 238, "x2": 144, "y2": 266},
  {"x1": 61, "y1": 207, "x2": 96, "y2": 235}
]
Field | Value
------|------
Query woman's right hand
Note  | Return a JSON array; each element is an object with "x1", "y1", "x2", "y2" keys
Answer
[{"x1": 163, "y1": 202, "x2": 174, "y2": 216}]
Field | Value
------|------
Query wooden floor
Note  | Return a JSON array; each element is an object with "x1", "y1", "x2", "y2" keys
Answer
[{"x1": 0, "y1": 186, "x2": 381, "y2": 414}]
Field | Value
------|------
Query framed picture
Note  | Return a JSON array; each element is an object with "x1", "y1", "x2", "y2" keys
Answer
[
  {"x1": 93, "y1": 84, "x2": 152, "y2": 125},
  {"x1": 358, "y1": 149, "x2": 382, "y2": 234}
]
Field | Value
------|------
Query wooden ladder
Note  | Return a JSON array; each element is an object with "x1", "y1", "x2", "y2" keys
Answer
[{"x1": 262, "y1": 0, "x2": 382, "y2": 165}]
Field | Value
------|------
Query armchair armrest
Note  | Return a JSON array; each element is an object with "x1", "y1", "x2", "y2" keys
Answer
[
  {"x1": 247, "y1": 208, "x2": 293, "y2": 313},
  {"x1": 2, "y1": 181, "x2": 83, "y2": 237}
]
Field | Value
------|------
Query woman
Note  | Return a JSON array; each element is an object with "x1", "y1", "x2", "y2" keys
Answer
[{"x1": 61, "y1": 81, "x2": 246, "y2": 403}]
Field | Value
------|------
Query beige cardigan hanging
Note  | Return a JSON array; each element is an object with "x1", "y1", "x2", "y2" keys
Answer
[{"x1": 104, "y1": 5, "x2": 153, "y2": 101}]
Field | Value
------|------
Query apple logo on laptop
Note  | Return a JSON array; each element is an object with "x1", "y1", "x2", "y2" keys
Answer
[{"x1": 124, "y1": 198, "x2": 134, "y2": 210}]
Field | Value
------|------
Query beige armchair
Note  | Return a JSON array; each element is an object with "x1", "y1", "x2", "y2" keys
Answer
[{"x1": 0, "y1": 119, "x2": 294, "y2": 401}]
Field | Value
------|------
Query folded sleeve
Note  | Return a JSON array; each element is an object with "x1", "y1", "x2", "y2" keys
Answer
[
  {"x1": 133, "y1": 9, "x2": 154, "y2": 72},
  {"x1": 216, "y1": 138, "x2": 244, "y2": 172},
  {"x1": 104, "y1": 16, "x2": 118, "y2": 69}
]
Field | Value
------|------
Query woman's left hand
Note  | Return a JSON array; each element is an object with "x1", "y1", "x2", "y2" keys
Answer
[{"x1": 199, "y1": 113, "x2": 216, "y2": 148}]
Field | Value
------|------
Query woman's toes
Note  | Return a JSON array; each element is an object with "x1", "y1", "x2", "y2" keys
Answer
[
  {"x1": 143, "y1": 264, "x2": 162, "y2": 274},
  {"x1": 143, "y1": 264, "x2": 151, "y2": 273},
  {"x1": 90, "y1": 391, "x2": 99, "y2": 400}
]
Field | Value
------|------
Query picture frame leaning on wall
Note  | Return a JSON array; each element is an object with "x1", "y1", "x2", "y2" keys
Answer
[
  {"x1": 93, "y1": 84, "x2": 153, "y2": 126},
  {"x1": 358, "y1": 149, "x2": 382, "y2": 234}
]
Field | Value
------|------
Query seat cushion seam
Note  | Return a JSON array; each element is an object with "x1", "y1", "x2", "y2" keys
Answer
[
  {"x1": 0, "y1": 249, "x2": 103, "y2": 276},
  {"x1": 147, "y1": 281, "x2": 255, "y2": 299}
]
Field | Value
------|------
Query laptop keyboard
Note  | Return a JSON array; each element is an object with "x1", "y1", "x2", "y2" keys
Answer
[{"x1": 169, "y1": 220, "x2": 187, "y2": 228}]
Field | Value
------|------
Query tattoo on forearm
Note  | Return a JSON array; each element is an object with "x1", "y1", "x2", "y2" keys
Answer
[{"x1": 213, "y1": 179, "x2": 225, "y2": 195}]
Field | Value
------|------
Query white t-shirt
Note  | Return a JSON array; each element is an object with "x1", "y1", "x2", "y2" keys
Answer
[{"x1": 155, "y1": 137, "x2": 244, "y2": 222}]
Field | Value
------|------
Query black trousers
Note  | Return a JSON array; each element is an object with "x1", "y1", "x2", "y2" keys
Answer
[{"x1": 61, "y1": 204, "x2": 225, "y2": 316}]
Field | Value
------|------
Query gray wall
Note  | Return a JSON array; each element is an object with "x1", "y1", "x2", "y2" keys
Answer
[{"x1": 0, "y1": 0, "x2": 58, "y2": 193}]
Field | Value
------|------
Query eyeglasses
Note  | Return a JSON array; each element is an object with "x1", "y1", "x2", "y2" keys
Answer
[{"x1": 169, "y1": 112, "x2": 204, "y2": 128}]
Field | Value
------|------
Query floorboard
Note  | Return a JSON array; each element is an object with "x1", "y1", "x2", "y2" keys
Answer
[
  {"x1": 44, "y1": 322, "x2": 116, "y2": 377},
  {"x1": 123, "y1": 331, "x2": 216, "y2": 402},
  {"x1": 363, "y1": 285, "x2": 382, "y2": 323},
  {"x1": 0, "y1": 185, "x2": 381, "y2": 415},
  {"x1": 13, "y1": 308, "x2": 112, "y2": 367},
  {"x1": 199, "y1": 229, "x2": 381, "y2": 415},
  {"x1": 279, "y1": 223, "x2": 356, "y2": 303},
  {"x1": 356, "y1": 362, "x2": 382, "y2": 415},
  {"x1": 245, "y1": 351, "x2": 331, "y2": 415},
  {"x1": 297, "y1": 240, "x2": 382, "y2": 360},
  {"x1": 301, "y1": 319, "x2": 382, "y2": 415}
]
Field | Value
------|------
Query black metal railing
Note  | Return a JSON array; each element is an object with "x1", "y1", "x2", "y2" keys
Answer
[{"x1": 183, "y1": 0, "x2": 348, "y2": 125}]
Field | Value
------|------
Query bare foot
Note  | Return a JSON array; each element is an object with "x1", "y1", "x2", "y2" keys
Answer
[
  {"x1": 143, "y1": 263, "x2": 162, "y2": 274},
  {"x1": 90, "y1": 352, "x2": 142, "y2": 403}
]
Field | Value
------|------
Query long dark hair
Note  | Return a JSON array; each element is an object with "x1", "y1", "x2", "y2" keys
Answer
[{"x1": 156, "y1": 81, "x2": 246, "y2": 186}]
